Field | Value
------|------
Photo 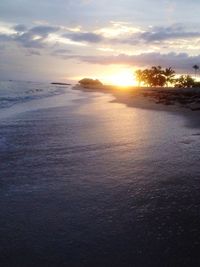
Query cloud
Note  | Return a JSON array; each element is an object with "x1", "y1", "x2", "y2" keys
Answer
[
  {"x1": 65, "y1": 52, "x2": 200, "y2": 73},
  {"x1": 0, "y1": 33, "x2": 11, "y2": 42},
  {"x1": 14, "y1": 25, "x2": 60, "y2": 48},
  {"x1": 29, "y1": 25, "x2": 60, "y2": 36},
  {"x1": 61, "y1": 24, "x2": 200, "y2": 47},
  {"x1": 15, "y1": 32, "x2": 44, "y2": 48},
  {"x1": 63, "y1": 32, "x2": 104, "y2": 43},
  {"x1": 13, "y1": 24, "x2": 27, "y2": 32},
  {"x1": 0, "y1": 24, "x2": 61, "y2": 49},
  {"x1": 1, "y1": 21, "x2": 200, "y2": 71},
  {"x1": 105, "y1": 24, "x2": 200, "y2": 46},
  {"x1": 2, "y1": 21, "x2": 200, "y2": 50},
  {"x1": 138, "y1": 25, "x2": 200, "y2": 43}
]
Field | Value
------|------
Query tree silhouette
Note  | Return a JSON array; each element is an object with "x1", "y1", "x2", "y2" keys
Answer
[
  {"x1": 193, "y1": 65, "x2": 199, "y2": 78},
  {"x1": 163, "y1": 67, "x2": 175, "y2": 87},
  {"x1": 150, "y1": 66, "x2": 166, "y2": 87},
  {"x1": 135, "y1": 66, "x2": 200, "y2": 88},
  {"x1": 79, "y1": 78, "x2": 103, "y2": 87},
  {"x1": 135, "y1": 66, "x2": 176, "y2": 87},
  {"x1": 175, "y1": 75, "x2": 195, "y2": 88}
]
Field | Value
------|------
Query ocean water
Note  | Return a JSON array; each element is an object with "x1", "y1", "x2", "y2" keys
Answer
[
  {"x1": 0, "y1": 80, "x2": 69, "y2": 109},
  {"x1": 1, "y1": 81, "x2": 200, "y2": 266},
  {"x1": 0, "y1": 81, "x2": 85, "y2": 120}
]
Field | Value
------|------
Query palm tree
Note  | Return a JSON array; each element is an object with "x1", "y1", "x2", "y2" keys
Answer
[
  {"x1": 150, "y1": 66, "x2": 166, "y2": 87},
  {"x1": 163, "y1": 67, "x2": 175, "y2": 87},
  {"x1": 152, "y1": 66, "x2": 162, "y2": 73},
  {"x1": 193, "y1": 65, "x2": 199, "y2": 78}
]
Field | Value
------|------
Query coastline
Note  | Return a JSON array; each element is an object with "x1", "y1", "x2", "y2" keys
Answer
[{"x1": 73, "y1": 84, "x2": 200, "y2": 113}]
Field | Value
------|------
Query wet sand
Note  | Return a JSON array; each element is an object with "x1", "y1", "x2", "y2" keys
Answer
[
  {"x1": 74, "y1": 84, "x2": 200, "y2": 111},
  {"x1": 1, "y1": 86, "x2": 200, "y2": 266},
  {"x1": 74, "y1": 85, "x2": 200, "y2": 129}
]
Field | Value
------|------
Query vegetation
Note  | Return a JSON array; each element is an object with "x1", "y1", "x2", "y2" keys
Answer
[
  {"x1": 135, "y1": 66, "x2": 200, "y2": 88},
  {"x1": 193, "y1": 65, "x2": 199, "y2": 78},
  {"x1": 135, "y1": 66, "x2": 175, "y2": 87},
  {"x1": 79, "y1": 78, "x2": 103, "y2": 87},
  {"x1": 163, "y1": 67, "x2": 176, "y2": 87},
  {"x1": 174, "y1": 75, "x2": 195, "y2": 88}
]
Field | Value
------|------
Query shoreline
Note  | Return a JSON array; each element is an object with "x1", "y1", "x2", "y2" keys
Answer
[
  {"x1": 0, "y1": 85, "x2": 82, "y2": 121},
  {"x1": 73, "y1": 84, "x2": 200, "y2": 113}
]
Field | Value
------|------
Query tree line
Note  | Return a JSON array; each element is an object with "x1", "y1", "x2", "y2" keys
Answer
[{"x1": 135, "y1": 65, "x2": 200, "y2": 88}]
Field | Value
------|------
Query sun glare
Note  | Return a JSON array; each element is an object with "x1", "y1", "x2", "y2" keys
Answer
[{"x1": 106, "y1": 69, "x2": 136, "y2": 87}]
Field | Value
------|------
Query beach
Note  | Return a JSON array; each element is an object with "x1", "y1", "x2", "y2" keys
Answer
[
  {"x1": 1, "y1": 81, "x2": 200, "y2": 266},
  {"x1": 74, "y1": 84, "x2": 200, "y2": 110}
]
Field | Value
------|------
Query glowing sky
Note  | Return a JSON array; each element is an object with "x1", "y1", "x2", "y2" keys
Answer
[{"x1": 0, "y1": 0, "x2": 200, "y2": 83}]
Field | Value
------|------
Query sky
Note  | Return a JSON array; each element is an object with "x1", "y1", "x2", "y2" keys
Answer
[{"x1": 0, "y1": 0, "x2": 200, "y2": 84}]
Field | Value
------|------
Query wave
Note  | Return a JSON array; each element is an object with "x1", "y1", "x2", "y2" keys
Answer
[{"x1": 0, "y1": 80, "x2": 69, "y2": 109}]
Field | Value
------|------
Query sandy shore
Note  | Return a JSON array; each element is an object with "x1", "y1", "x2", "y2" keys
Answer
[{"x1": 73, "y1": 84, "x2": 200, "y2": 114}]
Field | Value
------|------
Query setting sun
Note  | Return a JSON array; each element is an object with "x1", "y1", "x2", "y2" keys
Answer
[{"x1": 106, "y1": 69, "x2": 137, "y2": 86}]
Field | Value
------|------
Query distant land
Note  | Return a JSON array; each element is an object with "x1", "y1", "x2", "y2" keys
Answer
[
  {"x1": 75, "y1": 83, "x2": 200, "y2": 112},
  {"x1": 51, "y1": 82, "x2": 71, "y2": 86}
]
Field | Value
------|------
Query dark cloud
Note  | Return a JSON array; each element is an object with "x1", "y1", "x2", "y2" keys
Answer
[
  {"x1": 62, "y1": 24, "x2": 200, "y2": 46},
  {"x1": 12, "y1": 25, "x2": 60, "y2": 48},
  {"x1": 13, "y1": 24, "x2": 27, "y2": 32},
  {"x1": 64, "y1": 32, "x2": 104, "y2": 43},
  {"x1": 0, "y1": 24, "x2": 61, "y2": 52},
  {"x1": 65, "y1": 52, "x2": 200, "y2": 73},
  {"x1": 2, "y1": 22, "x2": 200, "y2": 50},
  {"x1": 30, "y1": 25, "x2": 60, "y2": 36},
  {"x1": 103, "y1": 25, "x2": 200, "y2": 46},
  {"x1": 15, "y1": 32, "x2": 43, "y2": 48},
  {"x1": 138, "y1": 25, "x2": 200, "y2": 43}
]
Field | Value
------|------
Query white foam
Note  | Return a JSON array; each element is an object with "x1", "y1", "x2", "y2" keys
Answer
[{"x1": 0, "y1": 86, "x2": 85, "y2": 120}]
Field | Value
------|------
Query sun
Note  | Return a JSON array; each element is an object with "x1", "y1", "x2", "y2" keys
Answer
[{"x1": 106, "y1": 69, "x2": 136, "y2": 87}]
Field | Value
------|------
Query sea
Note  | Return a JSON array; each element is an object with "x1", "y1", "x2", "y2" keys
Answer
[{"x1": 1, "y1": 80, "x2": 200, "y2": 266}]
